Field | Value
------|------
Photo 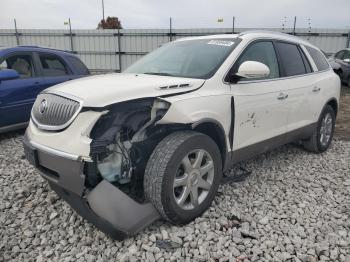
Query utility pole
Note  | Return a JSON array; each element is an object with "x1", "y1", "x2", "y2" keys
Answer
[
  {"x1": 169, "y1": 17, "x2": 173, "y2": 42},
  {"x1": 232, "y1": 16, "x2": 235, "y2": 34},
  {"x1": 292, "y1": 16, "x2": 297, "y2": 35},
  {"x1": 102, "y1": 0, "x2": 105, "y2": 21},
  {"x1": 14, "y1": 18, "x2": 20, "y2": 46}
]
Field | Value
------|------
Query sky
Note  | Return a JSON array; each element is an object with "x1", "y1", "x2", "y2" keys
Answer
[{"x1": 0, "y1": 0, "x2": 350, "y2": 30}]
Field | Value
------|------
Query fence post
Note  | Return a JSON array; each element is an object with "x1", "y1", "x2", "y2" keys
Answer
[
  {"x1": 169, "y1": 17, "x2": 173, "y2": 42},
  {"x1": 232, "y1": 16, "x2": 235, "y2": 34},
  {"x1": 14, "y1": 19, "x2": 20, "y2": 46},
  {"x1": 117, "y1": 29, "x2": 122, "y2": 72},
  {"x1": 347, "y1": 30, "x2": 350, "y2": 48},
  {"x1": 69, "y1": 18, "x2": 74, "y2": 52},
  {"x1": 292, "y1": 16, "x2": 297, "y2": 35}
]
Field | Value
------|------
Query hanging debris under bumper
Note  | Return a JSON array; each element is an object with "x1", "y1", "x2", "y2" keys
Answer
[{"x1": 23, "y1": 134, "x2": 160, "y2": 240}]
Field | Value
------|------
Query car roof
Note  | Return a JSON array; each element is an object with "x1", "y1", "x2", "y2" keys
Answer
[
  {"x1": 0, "y1": 45, "x2": 74, "y2": 57},
  {"x1": 176, "y1": 30, "x2": 318, "y2": 49}
]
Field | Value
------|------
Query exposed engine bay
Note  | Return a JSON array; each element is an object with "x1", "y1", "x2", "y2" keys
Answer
[{"x1": 87, "y1": 97, "x2": 181, "y2": 199}]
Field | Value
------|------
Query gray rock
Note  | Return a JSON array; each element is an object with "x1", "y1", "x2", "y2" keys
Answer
[
  {"x1": 2, "y1": 133, "x2": 350, "y2": 261},
  {"x1": 149, "y1": 234, "x2": 156, "y2": 242},
  {"x1": 259, "y1": 216, "x2": 269, "y2": 225},
  {"x1": 49, "y1": 212, "x2": 58, "y2": 220},
  {"x1": 161, "y1": 229, "x2": 169, "y2": 240}
]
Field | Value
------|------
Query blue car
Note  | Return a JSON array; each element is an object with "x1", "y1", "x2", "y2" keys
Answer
[{"x1": 0, "y1": 46, "x2": 90, "y2": 133}]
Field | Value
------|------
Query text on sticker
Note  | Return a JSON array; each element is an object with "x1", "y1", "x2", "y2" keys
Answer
[{"x1": 207, "y1": 40, "x2": 234, "y2": 46}]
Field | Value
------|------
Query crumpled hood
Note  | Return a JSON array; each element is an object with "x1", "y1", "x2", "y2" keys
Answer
[{"x1": 46, "y1": 73, "x2": 205, "y2": 107}]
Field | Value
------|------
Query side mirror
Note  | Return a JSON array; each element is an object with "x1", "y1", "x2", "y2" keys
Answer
[
  {"x1": 343, "y1": 58, "x2": 350, "y2": 63},
  {"x1": 0, "y1": 69, "x2": 20, "y2": 81},
  {"x1": 236, "y1": 61, "x2": 270, "y2": 80}
]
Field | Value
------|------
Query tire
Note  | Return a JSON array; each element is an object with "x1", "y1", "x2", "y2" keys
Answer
[
  {"x1": 144, "y1": 131, "x2": 222, "y2": 224},
  {"x1": 302, "y1": 105, "x2": 336, "y2": 153},
  {"x1": 347, "y1": 77, "x2": 350, "y2": 88}
]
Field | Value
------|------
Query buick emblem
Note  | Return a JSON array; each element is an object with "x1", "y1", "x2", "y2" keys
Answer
[{"x1": 39, "y1": 99, "x2": 48, "y2": 114}]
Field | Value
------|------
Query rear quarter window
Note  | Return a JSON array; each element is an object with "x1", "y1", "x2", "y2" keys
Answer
[
  {"x1": 305, "y1": 46, "x2": 330, "y2": 71},
  {"x1": 66, "y1": 56, "x2": 90, "y2": 75},
  {"x1": 39, "y1": 53, "x2": 70, "y2": 76}
]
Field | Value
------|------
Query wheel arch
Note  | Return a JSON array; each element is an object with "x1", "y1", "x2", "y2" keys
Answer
[
  {"x1": 191, "y1": 118, "x2": 228, "y2": 171},
  {"x1": 325, "y1": 97, "x2": 338, "y2": 117}
]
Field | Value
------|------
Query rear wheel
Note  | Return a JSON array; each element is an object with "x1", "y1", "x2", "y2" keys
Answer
[
  {"x1": 303, "y1": 105, "x2": 335, "y2": 153},
  {"x1": 144, "y1": 131, "x2": 222, "y2": 224}
]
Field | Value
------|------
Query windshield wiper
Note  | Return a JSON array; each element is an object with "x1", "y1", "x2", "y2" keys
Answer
[{"x1": 143, "y1": 72, "x2": 175, "y2": 76}]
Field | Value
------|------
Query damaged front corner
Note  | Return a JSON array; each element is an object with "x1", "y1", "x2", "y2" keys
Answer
[{"x1": 87, "y1": 180, "x2": 160, "y2": 236}]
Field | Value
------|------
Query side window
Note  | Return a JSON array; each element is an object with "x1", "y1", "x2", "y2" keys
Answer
[
  {"x1": 343, "y1": 51, "x2": 350, "y2": 60},
  {"x1": 275, "y1": 42, "x2": 306, "y2": 77},
  {"x1": 0, "y1": 60, "x2": 8, "y2": 70},
  {"x1": 335, "y1": 51, "x2": 344, "y2": 59},
  {"x1": 39, "y1": 54, "x2": 69, "y2": 76},
  {"x1": 235, "y1": 41, "x2": 280, "y2": 79},
  {"x1": 0, "y1": 54, "x2": 35, "y2": 78},
  {"x1": 66, "y1": 56, "x2": 89, "y2": 75},
  {"x1": 305, "y1": 46, "x2": 330, "y2": 71}
]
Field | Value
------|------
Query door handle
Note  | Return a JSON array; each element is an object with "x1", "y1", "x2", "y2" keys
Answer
[
  {"x1": 312, "y1": 86, "x2": 321, "y2": 93},
  {"x1": 277, "y1": 93, "x2": 288, "y2": 100}
]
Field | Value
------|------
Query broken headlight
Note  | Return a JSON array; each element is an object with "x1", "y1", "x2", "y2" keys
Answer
[{"x1": 90, "y1": 98, "x2": 170, "y2": 184}]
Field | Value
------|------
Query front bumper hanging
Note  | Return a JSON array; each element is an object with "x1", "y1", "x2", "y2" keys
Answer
[{"x1": 23, "y1": 134, "x2": 160, "y2": 240}]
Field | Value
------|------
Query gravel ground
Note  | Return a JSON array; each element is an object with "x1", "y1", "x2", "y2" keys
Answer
[
  {"x1": 335, "y1": 86, "x2": 350, "y2": 141},
  {"x1": 1, "y1": 130, "x2": 349, "y2": 262}
]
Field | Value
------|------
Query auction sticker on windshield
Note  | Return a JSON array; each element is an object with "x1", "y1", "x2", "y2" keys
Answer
[{"x1": 207, "y1": 40, "x2": 235, "y2": 46}]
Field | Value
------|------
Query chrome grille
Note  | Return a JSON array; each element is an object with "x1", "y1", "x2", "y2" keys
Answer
[{"x1": 31, "y1": 93, "x2": 82, "y2": 130}]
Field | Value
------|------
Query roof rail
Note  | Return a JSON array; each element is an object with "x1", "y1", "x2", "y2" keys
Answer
[
  {"x1": 18, "y1": 45, "x2": 40, "y2": 48},
  {"x1": 238, "y1": 30, "x2": 296, "y2": 37},
  {"x1": 16, "y1": 45, "x2": 72, "y2": 53},
  {"x1": 238, "y1": 30, "x2": 312, "y2": 45}
]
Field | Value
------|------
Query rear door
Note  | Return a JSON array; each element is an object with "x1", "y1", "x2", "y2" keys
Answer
[
  {"x1": 36, "y1": 52, "x2": 74, "y2": 90},
  {"x1": 273, "y1": 41, "x2": 314, "y2": 132},
  {"x1": 302, "y1": 45, "x2": 334, "y2": 122},
  {"x1": 0, "y1": 52, "x2": 44, "y2": 127},
  {"x1": 229, "y1": 40, "x2": 289, "y2": 151}
]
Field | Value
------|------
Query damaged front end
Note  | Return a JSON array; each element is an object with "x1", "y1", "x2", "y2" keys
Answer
[
  {"x1": 24, "y1": 96, "x2": 179, "y2": 239},
  {"x1": 87, "y1": 98, "x2": 171, "y2": 197}
]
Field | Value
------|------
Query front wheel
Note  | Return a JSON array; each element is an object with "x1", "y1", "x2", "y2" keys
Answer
[
  {"x1": 144, "y1": 131, "x2": 222, "y2": 224},
  {"x1": 303, "y1": 105, "x2": 336, "y2": 153}
]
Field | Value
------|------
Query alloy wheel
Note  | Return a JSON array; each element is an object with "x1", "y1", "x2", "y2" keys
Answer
[
  {"x1": 319, "y1": 112, "x2": 333, "y2": 146},
  {"x1": 173, "y1": 149, "x2": 215, "y2": 210}
]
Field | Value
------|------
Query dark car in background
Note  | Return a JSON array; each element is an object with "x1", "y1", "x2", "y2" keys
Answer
[
  {"x1": 0, "y1": 46, "x2": 90, "y2": 133},
  {"x1": 332, "y1": 48, "x2": 350, "y2": 87}
]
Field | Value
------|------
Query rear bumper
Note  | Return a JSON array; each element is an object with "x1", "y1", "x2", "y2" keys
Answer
[{"x1": 23, "y1": 133, "x2": 160, "y2": 240}]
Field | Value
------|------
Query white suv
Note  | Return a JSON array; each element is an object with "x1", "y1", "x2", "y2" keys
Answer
[{"x1": 24, "y1": 31, "x2": 340, "y2": 239}]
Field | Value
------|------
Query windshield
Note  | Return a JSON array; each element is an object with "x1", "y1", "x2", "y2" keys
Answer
[{"x1": 125, "y1": 38, "x2": 241, "y2": 79}]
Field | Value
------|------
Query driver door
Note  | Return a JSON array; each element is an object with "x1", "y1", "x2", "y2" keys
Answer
[
  {"x1": 229, "y1": 41, "x2": 289, "y2": 154},
  {"x1": 0, "y1": 52, "x2": 44, "y2": 127}
]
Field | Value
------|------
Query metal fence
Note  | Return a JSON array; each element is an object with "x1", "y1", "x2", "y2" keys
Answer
[{"x1": 0, "y1": 28, "x2": 349, "y2": 73}]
